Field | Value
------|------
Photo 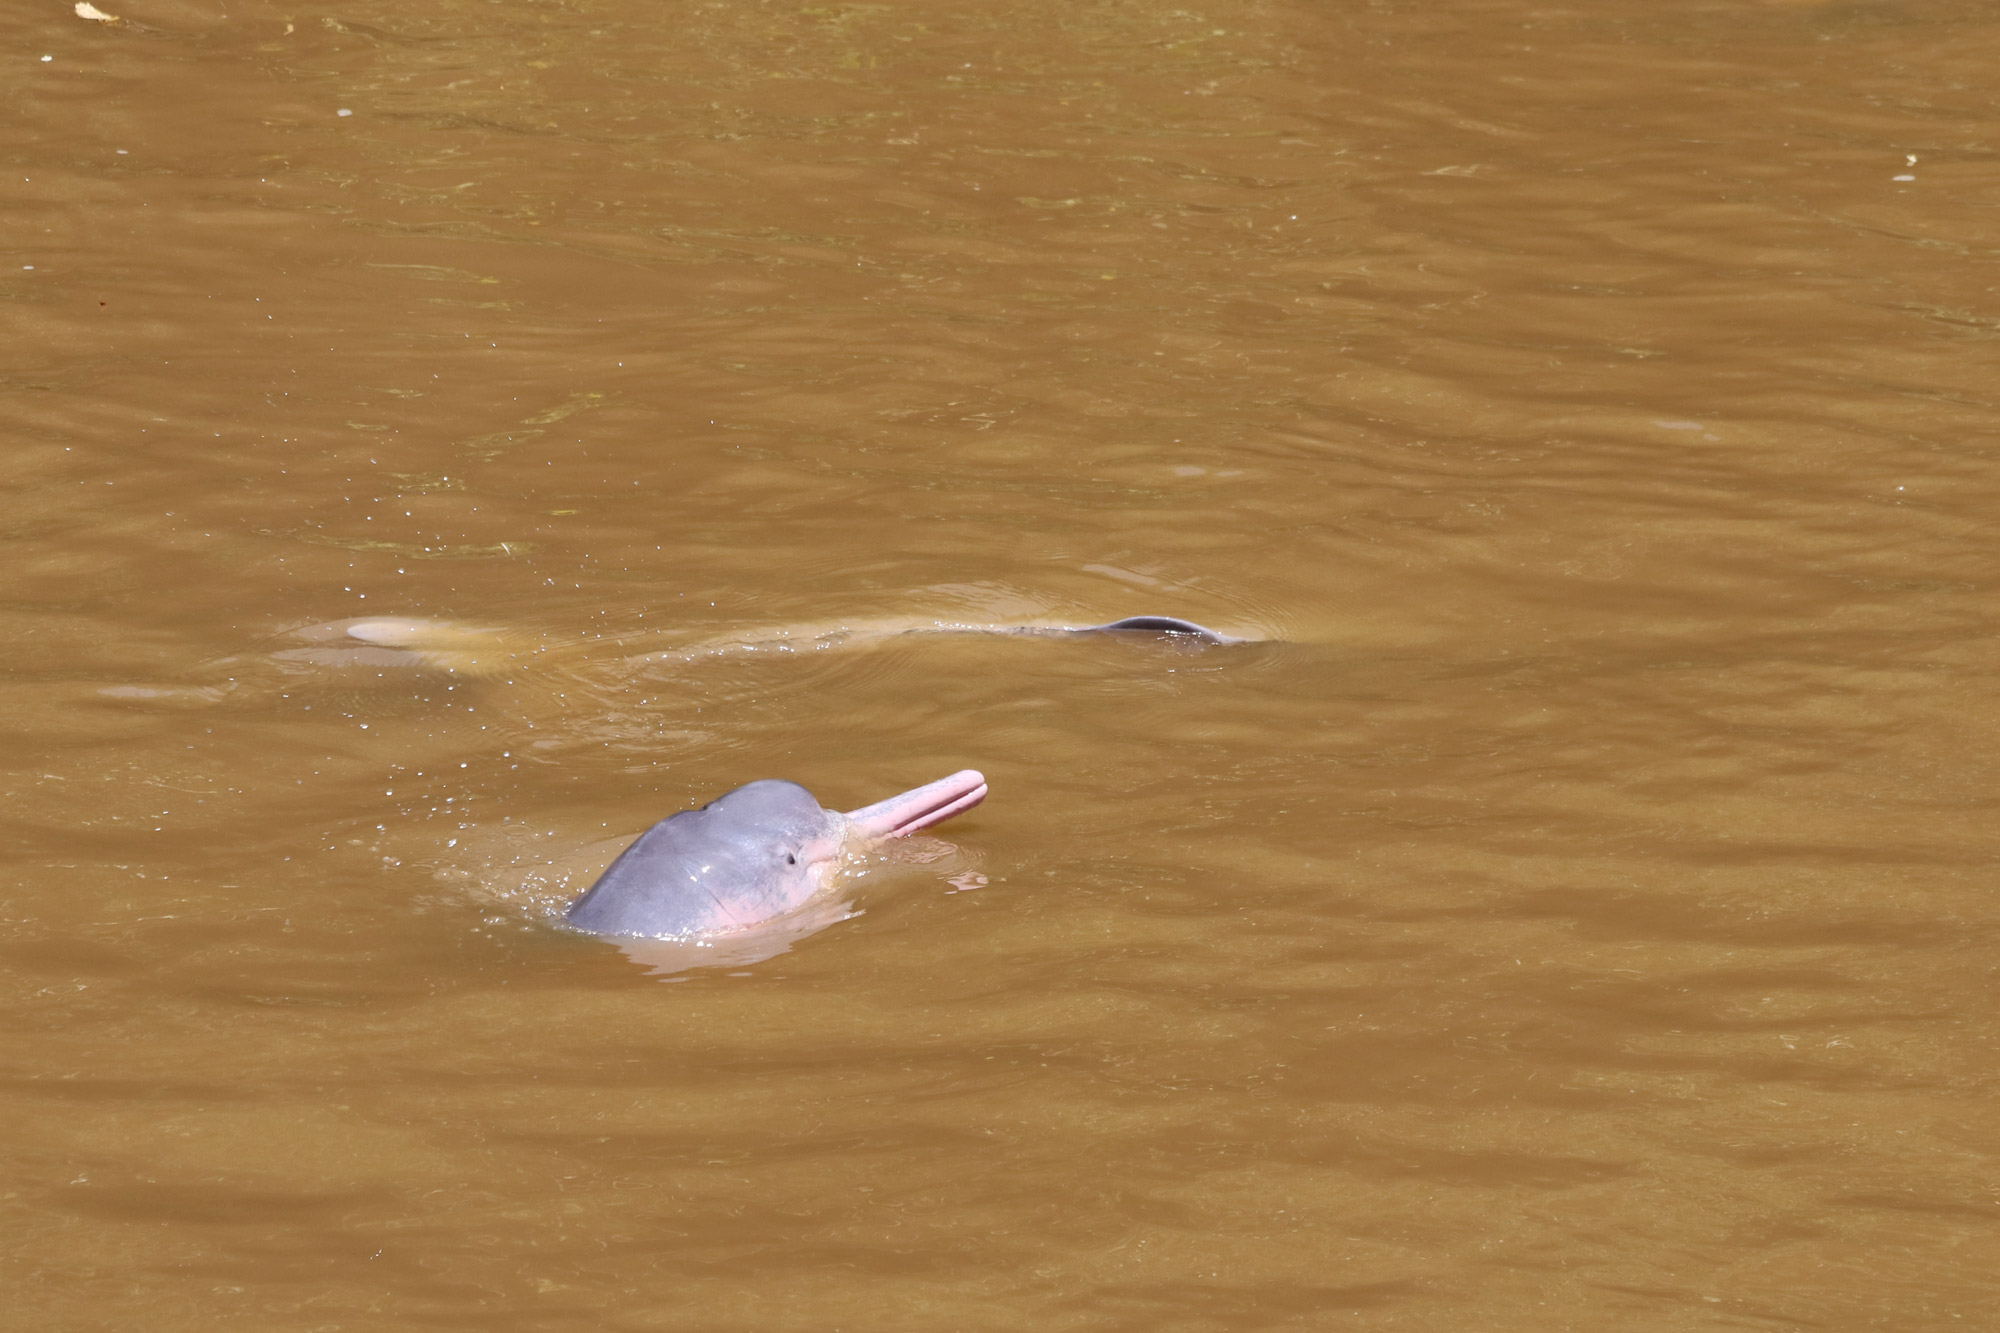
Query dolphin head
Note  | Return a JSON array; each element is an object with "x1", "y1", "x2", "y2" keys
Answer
[{"x1": 563, "y1": 770, "x2": 986, "y2": 939}]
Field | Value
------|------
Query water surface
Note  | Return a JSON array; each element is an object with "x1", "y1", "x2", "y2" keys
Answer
[{"x1": 5, "y1": 0, "x2": 2000, "y2": 1327}]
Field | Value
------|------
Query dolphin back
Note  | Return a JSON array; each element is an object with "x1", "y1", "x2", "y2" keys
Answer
[{"x1": 1076, "y1": 615, "x2": 1238, "y2": 644}]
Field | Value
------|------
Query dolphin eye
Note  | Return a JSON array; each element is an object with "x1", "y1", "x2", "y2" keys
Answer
[{"x1": 786, "y1": 853, "x2": 797, "y2": 865}]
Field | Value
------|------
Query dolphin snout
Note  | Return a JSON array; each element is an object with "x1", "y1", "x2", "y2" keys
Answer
[{"x1": 844, "y1": 769, "x2": 988, "y2": 841}]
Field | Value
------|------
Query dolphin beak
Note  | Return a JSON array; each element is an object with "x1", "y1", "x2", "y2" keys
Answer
[{"x1": 844, "y1": 769, "x2": 988, "y2": 841}]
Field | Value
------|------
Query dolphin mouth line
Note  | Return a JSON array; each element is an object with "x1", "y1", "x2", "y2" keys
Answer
[{"x1": 844, "y1": 769, "x2": 988, "y2": 841}]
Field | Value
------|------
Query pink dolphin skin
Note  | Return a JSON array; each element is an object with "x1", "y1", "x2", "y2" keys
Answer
[
  {"x1": 844, "y1": 769, "x2": 990, "y2": 839},
  {"x1": 563, "y1": 770, "x2": 987, "y2": 939}
]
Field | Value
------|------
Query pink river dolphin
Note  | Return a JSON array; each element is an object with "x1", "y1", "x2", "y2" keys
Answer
[
  {"x1": 561, "y1": 615, "x2": 1228, "y2": 938},
  {"x1": 563, "y1": 769, "x2": 990, "y2": 938}
]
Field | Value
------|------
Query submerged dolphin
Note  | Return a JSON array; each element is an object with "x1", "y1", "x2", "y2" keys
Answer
[
  {"x1": 564, "y1": 769, "x2": 988, "y2": 938},
  {"x1": 105, "y1": 611, "x2": 1246, "y2": 707},
  {"x1": 321, "y1": 612, "x2": 1238, "y2": 673}
]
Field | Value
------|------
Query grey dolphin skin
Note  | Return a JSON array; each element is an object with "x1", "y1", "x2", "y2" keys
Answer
[
  {"x1": 1068, "y1": 616, "x2": 1235, "y2": 644},
  {"x1": 564, "y1": 769, "x2": 988, "y2": 938}
]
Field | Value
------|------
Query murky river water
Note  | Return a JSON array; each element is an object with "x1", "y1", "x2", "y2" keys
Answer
[{"x1": 6, "y1": 0, "x2": 2000, "y2": 1326}]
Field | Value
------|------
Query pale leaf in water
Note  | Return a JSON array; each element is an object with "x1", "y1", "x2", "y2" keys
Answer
[{"x1": 74, "y1": 2, "x2": 120, "y2": 20}]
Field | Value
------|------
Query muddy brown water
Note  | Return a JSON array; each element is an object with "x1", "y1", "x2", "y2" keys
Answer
[{"x1": 6, "y1": 0, "x2": 2000, "y2": 1327}]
